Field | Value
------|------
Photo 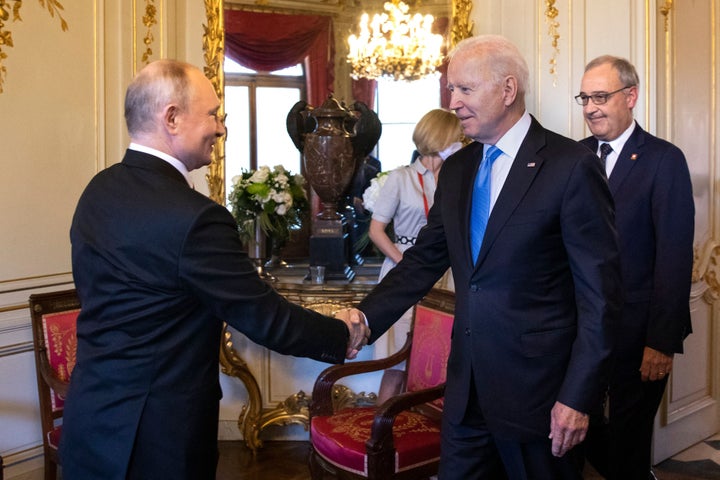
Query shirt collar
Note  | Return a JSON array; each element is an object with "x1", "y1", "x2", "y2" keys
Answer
[
  {"x1": 491, "y1": 111, "x2": 532, "y2": 158},
  {"x1": 602, "y1": 121, "x2": 636, "y2": 154},
  {"x1": 411, "y1": 158, "x2": 429, "y2": 175},
  {"x1": 128, "y1": 143, "x2": 193, "y2": 187}
]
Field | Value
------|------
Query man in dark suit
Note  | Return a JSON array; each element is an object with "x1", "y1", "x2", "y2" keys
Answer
[
  {"x1": 61, "y1": 59, "x2": 369, "y2": 480},
  {"x1": 577, "y1": 55, "x2": 694, "y2": 480},
  {"x1": 345, "y1": 35, "x2": 622, "y2": 479}
]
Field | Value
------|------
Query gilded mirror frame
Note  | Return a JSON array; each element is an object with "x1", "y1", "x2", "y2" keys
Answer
[{"x1": 202, "y1": 0, "x2": 473, "y2": 205}]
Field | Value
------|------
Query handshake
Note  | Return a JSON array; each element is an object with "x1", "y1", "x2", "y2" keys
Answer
[{"x1": 336, "y1": 308, "x2": 371, "y2": 359}]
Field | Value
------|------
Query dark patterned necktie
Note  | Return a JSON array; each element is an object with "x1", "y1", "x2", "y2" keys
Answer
[{"x1": 599, "y1": 143, "x2": 613, "y2": 168}]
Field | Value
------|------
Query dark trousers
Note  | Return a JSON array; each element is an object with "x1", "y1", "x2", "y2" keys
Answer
[
  {"x1": 438, "y1": 377, "x2": 583, "y2": 480},
  {"x1": 585, "y1": 372, "x2": 668, "y2": 479}
]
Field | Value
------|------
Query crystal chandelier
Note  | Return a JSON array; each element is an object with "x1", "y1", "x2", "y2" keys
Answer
[{"x1": 347, "y1": 0, "x2": 444, "y2": 82}]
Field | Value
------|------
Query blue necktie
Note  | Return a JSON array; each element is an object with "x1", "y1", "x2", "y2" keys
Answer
[{"x1": 470, "y1": 145, "x2": 503, "y2": 263}]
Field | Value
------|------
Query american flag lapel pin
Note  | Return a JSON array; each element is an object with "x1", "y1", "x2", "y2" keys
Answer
[
  {"x1": 630, "y1": 153, "x2": 638, "y2": 160},
  {"x1": 526, "y1": 162, "x2": 536, "y2": 168}
]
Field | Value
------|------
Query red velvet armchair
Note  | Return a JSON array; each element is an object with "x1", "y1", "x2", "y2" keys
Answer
[
  {"x1": 28, "y1": 289, "x2": 81, "y2": 480},
  {"x1": 309, "y1": 288, "x2": 455, "y2": 479}
]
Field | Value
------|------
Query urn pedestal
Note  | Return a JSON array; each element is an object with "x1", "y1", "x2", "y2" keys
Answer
[{"x1": 287, "y1": 95, "x2": 381, "y2": 282}]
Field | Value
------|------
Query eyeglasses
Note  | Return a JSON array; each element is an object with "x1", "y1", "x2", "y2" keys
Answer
[{"x1": 574, "y1": 86, "x2": 634, "y2": 106}]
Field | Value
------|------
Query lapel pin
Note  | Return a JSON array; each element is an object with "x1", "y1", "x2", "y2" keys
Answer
[
  {"x1": 630, "y1": 153, "x2": 638, "y2": 160},
  {"x1": 527, "y1": 162, "x2": 536, "y2": 167}
]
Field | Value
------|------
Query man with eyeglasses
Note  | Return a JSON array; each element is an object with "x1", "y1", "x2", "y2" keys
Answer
[{"x1": 577, "y1": 55, "x2": 695, "y2": 480}]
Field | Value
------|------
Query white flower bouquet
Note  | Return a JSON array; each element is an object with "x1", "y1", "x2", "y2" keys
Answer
[{"x1": 228, "y1": 165, "x2": 308, "y2": 245}]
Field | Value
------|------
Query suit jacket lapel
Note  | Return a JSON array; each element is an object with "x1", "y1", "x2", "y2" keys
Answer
[
  {"x1": 473, "y1": 118, "x2": 546, "y2": 271},
  {"x1": 608, "y1": 123, "x2": 644, "y2": 194}
]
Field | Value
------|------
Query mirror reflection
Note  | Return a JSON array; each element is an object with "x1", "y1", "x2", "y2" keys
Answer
[{"x1": 209, "y1": 0, "x2": 470, "y2": 205}]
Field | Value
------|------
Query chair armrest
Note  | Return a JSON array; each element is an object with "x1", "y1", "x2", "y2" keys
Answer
[
  {"x1": 39, "y1": 351, "x2": 70, "y2": 398},
  {"x1": 310, "y1": 342, "x2": 411, "y2": 417},
  {"x1": 366, "y1": 383, "x2": 445, "y2": 453}
]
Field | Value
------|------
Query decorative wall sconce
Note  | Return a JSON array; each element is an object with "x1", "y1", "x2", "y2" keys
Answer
[{"x1": 0, "y1": 0, "x2": 69, "y2": 93}]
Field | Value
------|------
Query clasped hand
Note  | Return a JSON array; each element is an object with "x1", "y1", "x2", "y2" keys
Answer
[{"x1": 335, "y1": 308, "x2": 370, "y2": 359}]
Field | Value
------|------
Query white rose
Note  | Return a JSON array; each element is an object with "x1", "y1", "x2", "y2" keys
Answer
[
  {"x1": 276, "y1": 173, "x2": 289, "y2": 187},
  {"x1": 249, "y1": 166, "x2": 270, "y2": 184}
]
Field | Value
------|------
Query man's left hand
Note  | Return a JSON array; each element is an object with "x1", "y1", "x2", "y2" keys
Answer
[
  {"x1": 639, "y1": 346, "x2": 673, "y2": 382},
  {"x1": 549, "y1": 401, "x2": 588, "y2": 457}
]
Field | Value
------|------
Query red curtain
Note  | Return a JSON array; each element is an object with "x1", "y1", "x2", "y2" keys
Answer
[
  {"x1": 224, "y1": 9, "x2": 334, "y2": 106},
  {"x1": 351, "y1": 78, "x2": 377, "y2": 107}
]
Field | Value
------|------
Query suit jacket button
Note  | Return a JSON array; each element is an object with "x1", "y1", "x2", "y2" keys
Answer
[
  {"x1": 470, "y1": 284, "x2": 478, "y2": 292},
  {"x1": 465, "y1": 328, "x2": 471, "y2": 336}
]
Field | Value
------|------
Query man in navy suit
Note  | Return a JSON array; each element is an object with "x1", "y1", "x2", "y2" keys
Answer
[
  {"x1": 578, "y1": 55, "x2": 694, "y2": 480},
  {"x1": 61, "y1": 59, "x2": 369, "y2": 480},
  {"x1": 347, "y1": 35, "x2": 623, "y2": 479}
]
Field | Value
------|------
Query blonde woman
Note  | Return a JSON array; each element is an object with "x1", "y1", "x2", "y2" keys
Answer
[{"x1": 369, "y1": 108, "x2": 464, "y2": 358}]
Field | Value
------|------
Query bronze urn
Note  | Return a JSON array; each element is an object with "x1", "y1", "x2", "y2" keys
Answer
[{"x1": 287, "y1": 95, "x2": 381, "y2": 281}]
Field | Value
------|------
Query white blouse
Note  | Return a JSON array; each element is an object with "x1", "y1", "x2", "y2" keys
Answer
[{"x1": 371, "y1": 160, "x2": 436, "y2": 244}]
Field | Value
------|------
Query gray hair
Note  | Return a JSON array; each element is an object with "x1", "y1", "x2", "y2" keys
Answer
[
  {"x1": 124, "y1": 59, "x2": 195, "y2": 136},
  {"x1": 449, "y1": 34, "x2": 530, "y2": 97},
  {"x1": 584, "y1": 55, "x2": 640, "y2": 88}
]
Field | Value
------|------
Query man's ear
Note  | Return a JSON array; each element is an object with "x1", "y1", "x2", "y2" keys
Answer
[
  {"x1": 502, "y1": 75, "x2": 518, "y2": 107},
  {"x1": 163, "y1": 105, "x2": 180, "y2": 133},
  {"x1": 625, "y1": 85, "x2": 639, "y2": 109}
]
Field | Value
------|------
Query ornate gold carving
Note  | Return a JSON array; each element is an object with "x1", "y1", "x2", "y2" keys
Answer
[
  {"x1": 204, "y1": 0, "x2": 226, "y2": 204},
  {"x1": 141, "y1": 0, "x2": 157, "y2": 65},
  {"x1": 450, "y1": 0, "x2": 473, "y2": 49},
  {"x1": 544, "y1": 0, "x2": 560, "y2": 85},
  {"x1": 330, "y1": 384, "x2": 377, "y2": 410},
  {"x1": 0, "y1": 0, "x2": 68, "y2": 93},
  {"x1": 219, "y1": 326, "x2": 265, "y2": 450},
  {"x1": 239, "y1": 386, "x2": 376, "y2": 452},
  {"x1": 693, "y1": 240, "x2": 720, "y2": 304},
  {"x1": 660, "y1": 0, "x2": 673, "y2": 33}
]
